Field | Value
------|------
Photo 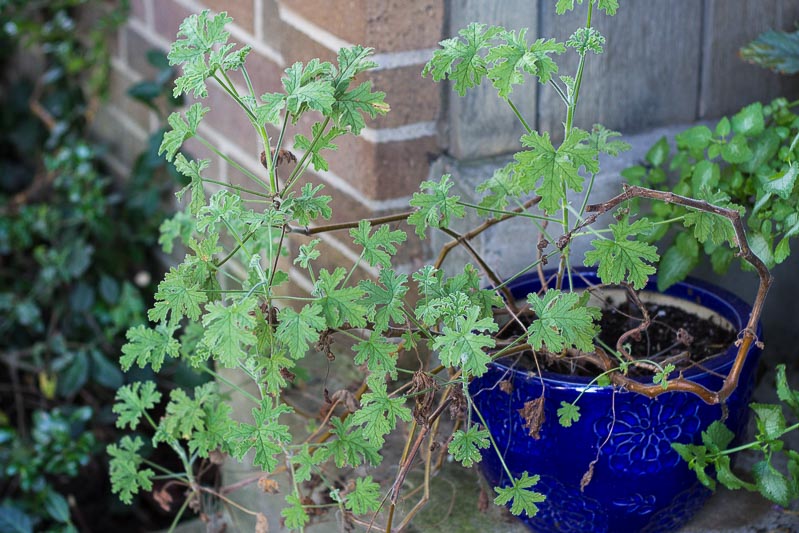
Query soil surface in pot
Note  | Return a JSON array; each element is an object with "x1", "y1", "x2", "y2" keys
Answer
[{"x1": 500, "y1": 300, "x2": 737, "y2": 378}]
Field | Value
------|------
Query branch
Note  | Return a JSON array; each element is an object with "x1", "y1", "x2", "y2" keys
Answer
[
  {"x1": 288, "y1": 212, "x2": 414, "y2": 236},
  {"x1": 585, "y1": 185, "x2": 772, "y2": 405}
]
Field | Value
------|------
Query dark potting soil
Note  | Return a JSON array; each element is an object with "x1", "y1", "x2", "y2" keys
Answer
[{"x1": 499, "y1": 300, "x2": 737, "y2": 378}]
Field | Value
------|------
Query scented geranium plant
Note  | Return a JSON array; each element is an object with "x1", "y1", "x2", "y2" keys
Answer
[{"x1": 107, "y1": 1, "x2": 791, "y2": 530}]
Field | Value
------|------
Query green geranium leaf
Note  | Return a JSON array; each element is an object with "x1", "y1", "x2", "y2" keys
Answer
[
  {"x1": 423, "y1": 23, "x2": 502, "y2": 96},
  {"x1": 351, "y1": 378, "x2": 412, "y2": 446},
  {"x1": 515, "y1": 128, "x2": 598, "y2": 213},
  {"x1": 277, "y1": 304, "x2": 326, "y2": 360},
  {"x1": 408, "y1": 175, "x2": 465, "y2": 237},
  {"x1": 344, "y1": 476, "x2": 381, "y2": 515},
  {"x1": 350, "y1": 220, "x2": 407, "y2": 268},
  {"x1": 449, "y1": 425, "x2": 490, "y2": 467},
  {"x1": 120, "y1": 324, "x2": 179, "y2": 372},
  {"x1": 526, "y1": 289, "x2": 600, "y2": 352},
  {"x1": 486, "y1": 29, "x2": 565, "y2": 97},
  {"x1": 108, "y1": 436, "x2": 155, "y2": 505},
  {"x1": 201, "y1": 296, "x2": 258, "y2": 368},
  {"x1": 493, "y1": 472, "x2": 546, "y2": 517},
  {"x1": 557, "y1": 401, "x2": 580, "y2": 427},
  {"x1": 584, "y1": 217, "x2": 659, "y2": 289},
  {"x1": 230, "y1": 397, "x2": 292, "y2": 471},
  {"x1": 113, "y1": 381, "x2": 162, "y2": 430},
  {"x1": 432, "y1": 306, "x2": 498, "y2": 377}
]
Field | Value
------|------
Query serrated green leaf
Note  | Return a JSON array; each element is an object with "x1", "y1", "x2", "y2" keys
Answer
[
  {"x1": 148, "y1": 264, "x2": 208, "y2": 327},
  {"x1": 281, "y1": 494, "x2": 309, "y2": 529},
  {"x1": 323, "y1": 417, "x2": 382, "y2": 468},
  {"x1": 159, "y1": 103, "x2": 209, "y2": 161},
  {"x1": 350, "y1": 220, "x2": 407, "y2": 268},
  {"x1": 683, "y1": 189, "x2": 740, "y2": 247},
  {"x1": 345, "y1": 476, "x2": 381, "y2": 515},
  {"x1": 332, "y1": 81, "x2": 389, "y2": 134},
  {"x1": 108, "y1": 436, "x2": 155, "y2": 504},
  {"x1": 485, "y1": 30, "x2": 565, "y2": 97},
  {"x1": 753, "y1": 460, "x2": 792, "y2": 507},
  {"x1": 776, "y1": 364, "x2": 799, "y2": 415},
  {"x1": 120, "y1": 324, "x2": 180, "y2": 372},
  {"x1": 762, "y1": 162, "x2": 799, "y2": 200},
  {"x1": 293, "y1": 122, "x2": 343, "y2": 172},
  {"x1": 283, "y1": 182, "x2": 332, "y2": 226},
  {"x1": 173, "y1": 154, "x2": 208, "y2": 215},
  {"x1": 282, "y1": 61, "x2": 335, "y2": 116},
  {"x1": 449, "y1": 425, "x2": 490, "y2": 467},
  {"x1": 526, "y1": 289, "x2": 600, "y2": 352},
  {"x1": 423, "y1": 23, "x2": 502, "y2": 96},
  {"x1": 691, "y1": 160, "x2": 720, "y2": 198},
  {"x1": 515, "y1": 128, "x2": 598, "y2": 213},
  {"x1": 557, "y1": 401, "x2": 580, "y2": 427},
  {"x1": 408, "y1": 175, "x2": 465, "y2": 237},
  {"x1": 566, "y1": 27, "x2": 605, "y2": 55},
  {"x1": 722, "y1": 134, "x2": 753, "y2": 164},
  {"x1": 493, "y1": 472, "x2": 546, "y2": 517},
  {"x1": 751, "y1": 402, "x2": 786, "y2": 441},
  {"x1": 351, "y1": 379, "x2": 412, "y2": 446},
  {"x1": 230, "y1": 397, "x2": 292, "y2": 471},
  {"x1": 361, "y1": 268, "x2": 409, "y2": 334},
  {"x1": 353, "y1": 333, "x2": 399, "y2": 379},
  {"x1": 584, "y1": 217, "x2": 659, "y2": 289},
  {"x1": 201, "y1": 296, "x2": 258, "y2": 367},
  {"x1": 675, "y1": 125, "x2": 712, "y2": 152},
  {"x1": 276, "y1": 304, "x2": 326, "y2": 359},
  {"x1": 313, "y1": 267, "x2": 368, "y2": 328},
  {"x1": 432, "y1": 306, "x2": 497, "y2": 377},
  {"x1": 113, "y1": 381, "x2": 162, "y2": 430},
  {"x1": 476, "y1": 162, "x2": 525, "y2": 213}
]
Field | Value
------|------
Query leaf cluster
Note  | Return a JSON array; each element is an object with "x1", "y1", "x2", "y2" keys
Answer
[
  {"x1": 629, "y1": 99, "x2": 799, "y2": 290},
  {"x1": 673, "y1": 365, "x2": 799, "y2": 507}
]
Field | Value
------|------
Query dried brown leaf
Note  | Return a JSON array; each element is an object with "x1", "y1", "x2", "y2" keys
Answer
[
  {"x1": 498, "y1": 380, "x2": 514, "y2": 394},
  {"x1": 517, "y1": 395, "x2": 545, "y2": 440},
  {"x1": 258, "y1": 476, "x2": 280, "y2": 494}
]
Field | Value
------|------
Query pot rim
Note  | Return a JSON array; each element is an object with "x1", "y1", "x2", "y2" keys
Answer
[{"x1": 490, "y1": 267, "x2": 762, "y2": 387}]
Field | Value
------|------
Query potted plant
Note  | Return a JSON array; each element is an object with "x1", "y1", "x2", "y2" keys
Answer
[{"x1": 107, "y1": 3, "x2": 796, "y2": 532}]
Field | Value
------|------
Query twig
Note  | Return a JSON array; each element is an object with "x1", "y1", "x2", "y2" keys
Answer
[{"x1": 585, "y1": 185, "x2": 772, "y2": 404}]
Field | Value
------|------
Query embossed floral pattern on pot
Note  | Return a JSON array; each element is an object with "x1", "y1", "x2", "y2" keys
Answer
[{"x1": 594, "y1": 392, "x2": 702, "y2": 475}]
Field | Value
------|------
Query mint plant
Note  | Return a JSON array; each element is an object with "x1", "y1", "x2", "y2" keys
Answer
[
  {"x1": 626, "y1": 98, "x2": 799, "y2": 291},
  {"x1": 108, "y1": 2, "x2": 779, "y2": 530}
]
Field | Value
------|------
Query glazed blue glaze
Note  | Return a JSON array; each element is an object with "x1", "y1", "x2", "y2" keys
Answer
[{"x1": 470, "y1": 269, "x2": 762, "y2": 533}]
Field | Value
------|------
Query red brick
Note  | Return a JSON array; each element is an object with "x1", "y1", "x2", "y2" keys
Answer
[
  {"x1": 201, "y1": 0, "x2": 255, "y2": 34},
  {"x1": 108, "y1": 64, "x2": 151, "y2": 132},
  {"x1": 130, "y1": 0, "x2": 149, "y2": 24},
  {"x1": 226, "y1": 47, "x2": 284, "y2": 97},
  {"x1": 366, "y1": 65, "x2": 439, "y2": 128},
  {"x1": 328, "y1": 135, "x2": 440, "y2": 200},
  {"x1": 153, "y1": 0, "x2": 194, "y2": 42},
  {"x1": 280, "y1": 0, "x2": 444, "y2": 53},
  {"x1": 124, "y1": 25, "x2": 161, "y2": 79},
  {"x1": 199, "y1": 83, "x2": 264, "y2": 158}
]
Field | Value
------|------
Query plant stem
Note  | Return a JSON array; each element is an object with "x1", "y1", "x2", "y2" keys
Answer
[
  {"x1": 195, "y1": 135, "x2": 270, "y2": 192},
  {"x1": 507, "y1": 98, "x2": 533, "y2": 134}
]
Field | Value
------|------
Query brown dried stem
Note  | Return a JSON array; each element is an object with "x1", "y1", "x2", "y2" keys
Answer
[{"x1": 585, "y1": 185, "x2": 772, "y2": 405}]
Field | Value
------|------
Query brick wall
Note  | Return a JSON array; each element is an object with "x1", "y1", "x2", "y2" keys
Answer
[
  {"x1": 102, "y1": 0, "x2": 445, "y2": 288},
  {"x1": 99, "y1": 0, "x2": 798, "y2": 287}
]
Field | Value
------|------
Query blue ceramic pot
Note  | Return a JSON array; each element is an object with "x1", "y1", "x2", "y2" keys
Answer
[{"x1": 470, "y1": 269, "x2": 762, "y2": 533}]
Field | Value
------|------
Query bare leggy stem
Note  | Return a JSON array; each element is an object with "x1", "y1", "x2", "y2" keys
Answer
[{"x1": 585, "y1": 185, "x2": 772, "y2": 404}]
